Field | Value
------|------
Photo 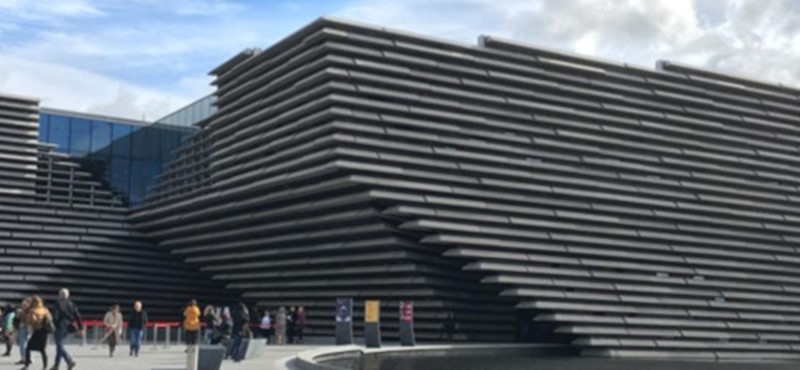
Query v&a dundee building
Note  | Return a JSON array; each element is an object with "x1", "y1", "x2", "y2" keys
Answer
[{"x1": 3, "y1": 17, "x2": 800, "y2": 360}]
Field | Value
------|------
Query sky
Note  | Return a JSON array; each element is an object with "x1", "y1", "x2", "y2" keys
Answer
[{"x1": 1, "y1": 0, "x2": 799, "y2": 121}]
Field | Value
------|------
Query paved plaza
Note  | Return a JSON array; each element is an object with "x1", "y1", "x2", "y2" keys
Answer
[{"x1": 0, "y1": 344, "x2": 317, "y2": 370}]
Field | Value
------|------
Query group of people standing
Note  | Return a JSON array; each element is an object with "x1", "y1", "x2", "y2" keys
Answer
[
  {"x1": 0, "y1": 289, "x2": 84, "y2": 370},
  {"x1": 181, "y1": 301, "x2": 306, "y2": 361},
  {"x1": 258, "y1": 306, "x2": 306, "y2": 345}
]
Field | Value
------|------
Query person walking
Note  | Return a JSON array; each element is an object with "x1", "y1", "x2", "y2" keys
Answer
[
  {"x1": 249, "y1": 305, "x2": 260, "y2": 332},
  {"x1": 183, "y1": 300, "x2": 201, "y2": 350},
  {"x1": 259, "y1": 310, "x2": 272, "y2": 343},
  {"x1": 3, "y1": 304, "x2": 16, "y2": 356},
  {"x1": 441, "y1": 311, "x2": 456, "y2": 341},
  {"x1": 96, "y1": 305, "x2": 122, "y2": 357},
  {"x1": 213, "y1": 309, "x2": 232, "y2": 358},
  {"x1": 296, "y1": 306, "x2": 306, "y2": 344},
  {"x1": 229, "y1": 303, "x2": 250, "y2": 362},
  {"x1": 268, "y1": 310, "x2": 276, "y2": 344},
  {"x1": 22, "y1": 296, "x2": 54, "y2": 370},
  {"x1": 51, "y1": 288, "x2": 83, "y2": 370},
  {"x1": 127, "y1": 301, "x2": 148, "y2": 357},
  {"x1": 287, "y1": 307, "x2": 296, "y2": 344},
  {"x1": 202, "y1": 305, "x2": 216, "y2": 345},
  {"x1": 275, "y1": 307, "x2": 287, "y2": 345},
  {"x1": 15, "y1": 298, "x2": 31, "y2": 365}
]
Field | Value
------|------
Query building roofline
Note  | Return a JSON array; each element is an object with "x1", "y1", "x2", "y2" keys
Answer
[
  {"x1": 658, "y1": 60, "x2": 800, "y2": 99},
  {"x1": 217, "y1": 16, "x2": 800, "y2": 99},
  {"x1": 0, "y1": 91, "x2": 40, "y2": 104},
  {"x1": 40, "y1": 107, "x2": 151, "y2": 127}
]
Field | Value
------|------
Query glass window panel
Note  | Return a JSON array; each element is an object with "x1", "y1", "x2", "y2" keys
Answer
[
  {"x1": 78, "y1": 157, "x2": 108, "y2": 185},
  {"x1": 48, "y1": 115, "x2": 70, "y2": 153},
  {"x1": 112, "y1": 124, "x2": 133, "y2": 157},
  {"x1": 131, "y1": 127, "x2": 147, "y2": 159},
  {"x1": 144, "y1": 128, "x2": 160, "y2": 160},
  {"x1": 144, "y1": 160, "x2": 161, "y2": 195},
  {"x1": 160, "y1": 129, "x2": 180, "y2": 162},
  {"x1": 130, "y1": 159, "x2": 146, "y2": 206},
  {"x1": 69, "y1": 118, "x2": 91, "y2": 156},
  {"x1": 38, "y1": 114, "x2": 50, "y2": 142},
  {"x1": 90, "y1": 120, "x2": 112, "y2": 153},
  {"x1": 110, "y1": 156, "x2": 131, "y2": 201}
]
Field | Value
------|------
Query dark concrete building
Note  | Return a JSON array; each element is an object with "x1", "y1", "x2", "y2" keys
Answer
[
  {"x1": 0, "y1": 93, "x2": 229, "y2": 319},
  {"x1": 4, "y1": 17, "x2": 800, "y2": 360}
]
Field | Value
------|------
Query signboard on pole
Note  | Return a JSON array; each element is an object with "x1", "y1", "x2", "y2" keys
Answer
[
  {"x1": 400, "y1": 301, "x2": 413, "y2": 323},
  {"x1": 335, "y1": 298, "x2": 352, "y2": 323},
  {"x1": 364, "y1": 300, "x2": 381, "y2": 348},
  {"x1": 365, "y1": 300, "x2": 380, "y2": 323},
  {"x1": 399, "y1": 301, "x2": 415, "y2": 346},
  {"x1": 335, "y1": 298, "x2": 354, "y2": 344}
]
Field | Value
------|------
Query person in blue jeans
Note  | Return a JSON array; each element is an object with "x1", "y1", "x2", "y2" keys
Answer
[
  {"x1": 127, "y1": 301, "x2": 148, "y2": 357},
  {"x1": 15, "y1": 298, "x2": 32, "y2": 365},
  {"x1": 51, "y1": 288, "x2": 84, "y2": 370}
]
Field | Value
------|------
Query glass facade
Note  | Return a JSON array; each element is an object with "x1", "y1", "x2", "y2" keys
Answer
[
  {"x1": 39, "y1": 110, "x2": 196, "y2": 206},
  {"x1": 157, "y1": 94, "x2": 216, "y2": 127}
]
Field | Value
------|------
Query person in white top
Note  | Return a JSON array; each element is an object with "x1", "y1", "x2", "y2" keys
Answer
[
  {"x1": 95, "y1": 305, "x2": 123, "y2": 357},
  {"x1": 259, "y1": 310, "x2": 272, "y2": 343}
]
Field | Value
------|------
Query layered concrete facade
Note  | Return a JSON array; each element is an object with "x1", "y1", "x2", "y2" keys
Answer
[
  {"x1": 4, "y1": 17, "x2": 800, "y2": 360},
  {"x1": 0, "y1": 93, "x2": 228, "y2": 319},
  {"x1": 131, "y1": 18, "x2": 800, "y2": 359}
]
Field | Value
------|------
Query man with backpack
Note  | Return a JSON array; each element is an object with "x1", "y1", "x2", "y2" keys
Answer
[{"x1": 50, "y1": 288, "x2": 84, "y2": 370}]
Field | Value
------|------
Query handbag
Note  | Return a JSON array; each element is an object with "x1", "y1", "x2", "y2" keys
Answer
[
  {"x1": 67, "y1": 320, "x2": 79, "y2": 334},
  {"x1": 44, "y1": 316, "x2": 56, "y2": 334}
]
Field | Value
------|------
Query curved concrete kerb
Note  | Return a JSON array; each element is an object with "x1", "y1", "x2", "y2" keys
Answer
[{"x1": 294, "y1": 343, "x2": 572, "y2": 370}]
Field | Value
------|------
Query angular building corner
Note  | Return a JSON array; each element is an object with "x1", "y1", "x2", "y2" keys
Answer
[{"x1": 6, "y1": 17, "x2": 800, "y2": 360}]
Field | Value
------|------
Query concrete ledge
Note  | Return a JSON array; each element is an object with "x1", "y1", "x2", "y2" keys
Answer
[{"x1": 294, "y1": 344, "x2": 571, "y2": 370}]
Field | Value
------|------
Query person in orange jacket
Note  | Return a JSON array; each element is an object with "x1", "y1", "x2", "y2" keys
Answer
[{"x1": 183, "y1": 300, "x2": 201, "y2": 350}]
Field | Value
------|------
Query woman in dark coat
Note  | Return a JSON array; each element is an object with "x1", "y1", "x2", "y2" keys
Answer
[{"x1": 22, "y1": 296, "x2": 53, "y2": 370}]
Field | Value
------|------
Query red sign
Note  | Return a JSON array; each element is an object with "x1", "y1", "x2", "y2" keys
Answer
[{"x1": 399, "y1": 301, "x2": 413, "y2": 323}]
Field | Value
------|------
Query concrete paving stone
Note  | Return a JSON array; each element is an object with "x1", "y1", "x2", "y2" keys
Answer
[{"x1": 0, "y1": 343, "x2": 316, "y2": 370}]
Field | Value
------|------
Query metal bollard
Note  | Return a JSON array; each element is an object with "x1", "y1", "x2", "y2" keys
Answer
[
  {"x1": 165, "y1": 326, "x2": 171, "y2": 349},
  {"x1": 152, "y1": 325, "x2": 159, "y2": 350},
  {"x1": 186, "y1": 345, "x2": 199, "y2": 370},
  {"x1": 177, "y1": 327, "x2": 182, "y2": 346}
]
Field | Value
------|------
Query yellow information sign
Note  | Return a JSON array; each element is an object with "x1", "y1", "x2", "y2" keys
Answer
[{"x1": 365, "y1": 300, "x2": 380, "y2": 323}]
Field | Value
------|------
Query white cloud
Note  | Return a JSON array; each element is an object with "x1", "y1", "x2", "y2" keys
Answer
[
  {"x1": 139, "y1": 0, "x2": 244, "y2": 16},
  {"x1": 3, "y1": 0, "x2": 800, "y2": 123},
  {"x1": 0, "y1": 54, "x2": 191, "y2": 120},
  {"x1": 0, "y1": 0, "x2": 264, "y2": 119},
  {"x1": 0, "y1": 0, "x2": 104, "y2": 19},
  {"x1": 335, "y1": 0, "x2": 800, "y2": 87}
]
